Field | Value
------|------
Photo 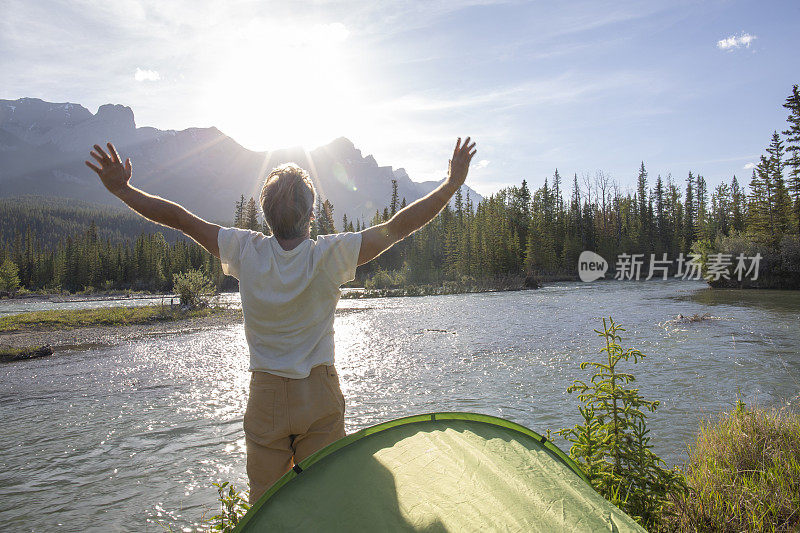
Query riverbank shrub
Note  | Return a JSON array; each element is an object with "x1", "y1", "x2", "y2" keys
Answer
[
  {"x1": 664, "y1": 404, "x2": 800, "y2": 532},
  {"x1": 558, "y1": 317, "x2": 684, "y2": 529},
  {"x1": 364, "y1": 268, "x2": 406, "y2": 290},
  {"x1": 172, "y1": 269, "x2": 216, "y2": 309}
]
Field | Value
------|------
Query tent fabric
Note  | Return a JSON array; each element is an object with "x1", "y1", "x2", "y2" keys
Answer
[{"x1": 234, "y1": 413, "x2": 645, "y2": 532}]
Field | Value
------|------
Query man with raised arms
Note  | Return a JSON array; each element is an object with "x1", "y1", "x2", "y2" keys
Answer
[{"x1": 85, "y1": 136, "x2": 476, "y2": 503}]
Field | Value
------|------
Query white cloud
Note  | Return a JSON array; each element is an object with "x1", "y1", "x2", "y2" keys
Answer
[
  {"x1": 743, "y1": 162, "x2": 755, "y2": 170},
  {"x1": 473, "y1": 159, "x2": 490, "y2": 169},
  {"x1": 717, "y1": 32, "x2": 756, "y2": 51},
  {"x1": 134, "y1": 67, "x2": 161, "y2": 82}
]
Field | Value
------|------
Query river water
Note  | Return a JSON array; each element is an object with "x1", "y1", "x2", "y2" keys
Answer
[{"x1": 1, "y1": 281, "x2": 799, "y2": 531}]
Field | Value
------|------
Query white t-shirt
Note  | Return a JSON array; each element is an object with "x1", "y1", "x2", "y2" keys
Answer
[{"x1": 217, "y1": 227, "x2": 362, "y2": 378}]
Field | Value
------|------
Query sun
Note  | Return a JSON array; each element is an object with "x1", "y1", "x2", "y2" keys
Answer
[{"x1": 204, "y1": 22, "x2": 361, "y2": 151}]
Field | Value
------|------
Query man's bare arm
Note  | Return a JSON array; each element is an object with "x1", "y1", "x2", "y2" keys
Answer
[
  {"x1": 358, "y1": 137, "x2": 476, "y2": 266},
  {"x1": 85, "y1": 142, "x2": 221, "y2": 258}
]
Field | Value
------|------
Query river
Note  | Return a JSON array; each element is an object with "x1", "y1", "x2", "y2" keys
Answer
[{"x1": 1, "y1": 280, "x2": 799, "y2": 531}]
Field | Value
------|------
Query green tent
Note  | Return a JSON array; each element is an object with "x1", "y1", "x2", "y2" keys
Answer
[{"x1": 235, "y1": 413, "x2": 644, "y2": 532}]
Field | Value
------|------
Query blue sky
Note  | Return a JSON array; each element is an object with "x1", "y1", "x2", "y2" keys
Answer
[{"x1": 1, "y1": 0, "x2": 798, "y2": 196}]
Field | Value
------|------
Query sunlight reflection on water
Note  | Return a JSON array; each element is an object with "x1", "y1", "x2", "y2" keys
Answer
[{"x1": 1, "y1": 281, "x2": 799, "y2": 531}]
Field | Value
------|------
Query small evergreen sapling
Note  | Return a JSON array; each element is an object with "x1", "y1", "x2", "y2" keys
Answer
[
  {"x1": 558, "y1": 317, "x2": 684, "y2": 529},
  {"x1": 208, "y1": 481, "x2": 250, "y2": 532}
]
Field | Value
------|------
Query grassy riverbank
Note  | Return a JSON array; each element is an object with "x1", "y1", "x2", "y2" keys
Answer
[
  {"x1": 664, "y1": 405, "x2": 800, "y2": 531},
  {"x1": 0, "y1": 305, "x2": 242, "y2": 362},
  {"x1": 0, "y1": 345, "x2": 53, "y2": 362},
  {"x1": 0, "y1": 305, "x2": 225, "y2": 333}
]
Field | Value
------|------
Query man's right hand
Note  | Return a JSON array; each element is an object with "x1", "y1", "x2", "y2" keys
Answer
[
  {"x1": 357, "y1": 136, "x2": 477, "y2": 266},
  {"x1": 85, "y1": 142, "x2": 131, "y2": 196},
  {"x1": 445, "y1": 136, "x2": 477, "y2": 190}
]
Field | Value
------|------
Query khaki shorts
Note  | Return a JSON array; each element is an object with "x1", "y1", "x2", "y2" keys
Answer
[{"x1": 244, "y1": 364, "x2": 346, "y2": 504}]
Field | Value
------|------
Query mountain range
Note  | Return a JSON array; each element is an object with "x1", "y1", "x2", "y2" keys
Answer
[{"x1": 0, "y1": 97, "x2": 481, "y2": 225}]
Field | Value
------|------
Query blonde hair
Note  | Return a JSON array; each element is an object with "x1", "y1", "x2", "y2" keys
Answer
[{"x1": 260, "y1": 163, "x2": 316, "y2": 239}]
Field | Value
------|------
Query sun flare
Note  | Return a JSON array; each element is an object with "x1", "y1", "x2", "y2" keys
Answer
[{"x1": 205, "y1": 22, "x2": 360, "y2": 151}]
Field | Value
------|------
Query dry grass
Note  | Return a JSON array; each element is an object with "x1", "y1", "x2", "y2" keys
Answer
[{"x1": 664, "y1": 405, "x2": 800, "y2": 532}]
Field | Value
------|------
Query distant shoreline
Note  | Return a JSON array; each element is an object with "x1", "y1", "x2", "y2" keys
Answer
[{"x1": 0, "y1": 291, "x2": 173, "y2": 304}]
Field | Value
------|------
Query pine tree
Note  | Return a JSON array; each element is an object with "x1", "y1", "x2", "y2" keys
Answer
[
  {"x1": 507, "y1": 181, "x2": 531, "y2": 263},
  {"x1": 234, "y1": 195, "x2": 246, "y2": 228},
  {"x1": 654, "y1": 174, "x2": 666, "y2": 252},
  {"x1": 571, "y1": 174, "x2": 582, "y2": 240},
  {"x1": 666, "y1": 175, "x2": 683, "y2": 255},
  {"x1": 731, "y1": 175, "x2": 745, "y2": 233},
  {"x1": 454, "y1": 187, "x2": 463, "y2": 224},
  {"x1": 684, "y1": 172, "x2": 695, "y2": 251},
  {"x1": 244, "y1": 197, "x2": 260, "y2": 231},
  {"x1": 636, "y1": 162, "x2": 648, "y2": 245},
  {"x1": 709, "y1": 183, "x2": 731, "y2": 238},
  {"x1": 320, "y1": 199, "x2": 337, "y2": 234},
  {"x1": 695, "y1": 174, "x2": 707, "y2": 239},
  {"x1": 0, "y1": 258, "x2": 20, "y2": 295},
  {"x1": 552, "y1": 169, "x2": 563, "y2": 217},
  {"x1": 782, "y1": 84, "x2": 800, "y2": 233},
  {"x1": 444, "y1": 212, "x2": 460, "y2": 278},
  {"x1": 390, "y1": 179, "x2": 399, "y2": 217},
  {"x1": 311, "y1": 197, "x2": 323, "y2": 239},
  {"x1": 526, "y1": 185, "x2": 558, "y2": 274},
  {"x1": 749, "y1": 162, "x2": 772, "y2": 239},
  {"x1": 767, "y1": 131, "x2": 793, "y2": 234}
]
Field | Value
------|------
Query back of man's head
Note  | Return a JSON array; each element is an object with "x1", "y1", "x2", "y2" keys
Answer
[{"x1": 260, "y1": 163, "x2": 316, "y2": 239}]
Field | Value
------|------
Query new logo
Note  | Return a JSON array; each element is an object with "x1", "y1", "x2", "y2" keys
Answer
[{"x1": 578, "y1": 251, "x2": 608, "y2": 282}]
